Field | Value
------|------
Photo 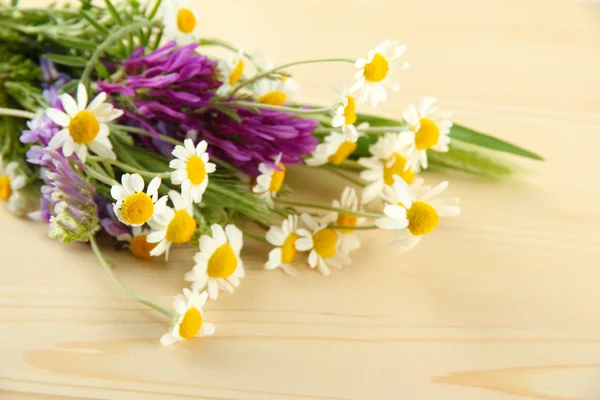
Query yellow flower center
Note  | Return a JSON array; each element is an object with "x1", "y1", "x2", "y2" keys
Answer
[
  {"x1": 165, "y1": 210, "x2": 197, "y2": 244},
  {"x1": 176, "y1": 8, "x2": 196, "y2": 33},
  {"x1": 312, "y1": 228, "x2": 337, "y2": 258},
  {"x1": 258, "y1": 91, "x2": 287, "y2": 106},
  {"x1": 269, "y1": 163, "x2": 286, "y2": 193},
  {"x1": 281, "y1": 233, "x2": 299, "y2": 264},
  {"x1": 207, "y1": 243, "x2": 237, "y2": 278},
  {"x1": 336, "y1": 213, "x2": 358, "y2": 234},
  {"x1": 0, "y1": 176, "x2": 12, "y2": 201},
  {"x1": 120, "y1": 192, "x2": 154, "y2": 225},
  {"x1": 344, "y1": 96, "x2": 357, "y2": 125},
  {"x1": 415, "y1": 118, "x2": 440, "y2": 150},
  {"x1": 129, "y1": 235, "x2": 157, "y2": 260},
  {"x1": 68, "y1": 111, "x2": 100, "y2": 145},
  {"x1": 383, "y1": 152, "x2": 416, "y2": 186},
  {"x1": 363, "y1": 53, "x2": 389, "y2": 83},
  {"x1": 328, "y1": 141, "x2": 357, "y2": 165},
  {"x1": 406, "y1": 201, "x2": 439, "y2": 236},
  {"x1": 229, "y1": 59, "x2": 244, "y2": 86},
  {"x1": 179, "y1": 306, "x2": 202, "y2": 339},
  {"x1": 186, "y1": 155, "x2": 206, "y2": 186}
]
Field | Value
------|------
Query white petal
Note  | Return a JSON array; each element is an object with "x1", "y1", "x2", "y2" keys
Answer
[
  {"x1": 211, "y1": 224, "x2": 227, "y2": 244},
  {"x1": 87, "y1": 91, "x2": 107, "y2": 111},
  {"x1": 88, "y1": 141, "x2": 115, "y2": 160},
  {"x1": 74, "y1": 143, "x2": 88, "y2": 162},
  {"x1": 77, "y1": 83, "x2": 88, "y2": 111},
  {"x1": 201, "y1": 322, "x2": 215, "y2": 336},
  {"x1": 147, "y1": 230, "x2": 166, "y2": 243},
  {"x1": 225, "y1": 224, "x2": 243, "y2": 253},
  {"x1": 10, "y1": 175, "x2": 26, "y2": 190},
  {"x1": 207, "y1": 280, "x2": 219, "y2": 299},
  {"x1": 61, "y1": 94, "x2": 79, "y2": 117},
  {"x1": 375, "y1": 216, "x2": 408, "y2": 231},
  {"x1": 130, "y1": 174, "x2": 144, "y2": 193},
  {"x1": 147, "y1": 177, "x2": 162, "y2": 198}
]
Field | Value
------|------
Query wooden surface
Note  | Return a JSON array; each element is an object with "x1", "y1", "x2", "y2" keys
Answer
[{"x1": 2, "y1": 0, "x2": 600, "y2": 399}]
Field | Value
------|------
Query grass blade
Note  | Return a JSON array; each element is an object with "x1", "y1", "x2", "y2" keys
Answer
[{"x1": 42, "y1": 54, "x2": 87, "y2": 67}]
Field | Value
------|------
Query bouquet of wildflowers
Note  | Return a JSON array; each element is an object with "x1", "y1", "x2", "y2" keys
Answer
[{"x1": 0, "y1": 0, "x2": 542, "y2": 345}]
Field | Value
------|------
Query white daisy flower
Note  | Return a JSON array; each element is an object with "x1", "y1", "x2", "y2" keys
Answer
[
  {"x1": 117, "y1": 226, "x2": 158, "y2": 260},
  {"x1": 295, "y1": 213, "x2": 350, "y2": 277},
  {"x1": 162, "y1": 0, "x2": 201, "y2": 46},
  {"x1": 399, "y1": 96, "x2": 453, "y2": 170},
  {"x1": 185, "y1": 224, "x2": 245, "y2": 300},
  {"x1": 327, "y1": 187, "x2": 365, "y2": 253},
  {"x1": 111, "y1": 174, "x2": 167, "y2": 227},
  {"x1": 265, "y1": 214, "x2": 302, "y2": 276},
  {"x1": 305, "y1": 124, "x2": 369, "y2": 167},
  {"x1": 0, "y1": 157, "x2": 26, "y2": 216},
  {"x1": 254, "y1": 76, "x2": 299, "y2": 106},
  {"x1": 170, "y1": 139, "x2": 216, "y2": 204},
  {"x1": 331, "y1": 88, "x2": 360, "y2": 142},
  {"x1": 253, "y1": 153, "x2": 286, "y2": 207},
  {"x1": 375, "y1": 176, "x2": 460, "y2": 253},
  {"x1": 350, "y1": 39, "x2": 408, "y2": 107},
  {"x1": 216, "y1": 50, "x2": 245, "y2": 96},
  {"x1": 147, "y1": 190, "x2": 197, "y2": 260},
  {"x1": 160, "y1": 288, "x2": 215, "y2": 346},
  {"x1": 46, "y1": 83, "x2": 122, "y2": 163},
  {"x1": 358, "y1": 132, "x2": 416, "y2": 204}
]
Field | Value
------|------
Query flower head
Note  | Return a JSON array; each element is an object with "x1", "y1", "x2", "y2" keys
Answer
[
  {"x1": 305, "y1": 124, "x2": 368, "y2": 167},
  {"x1": 253, "y1": 76, "x2": 299, "y2": 106},
  {"x1": 111, "y1": 174, "x2": 167, "y2": 227},
  {"x1": 375, "y1": 176, "x2": 460, "y2": 252},
  {"x1": 170, "y1": 139, "x2": 216, "y2": 203},
  {"x1": 331, "y1": 88, "x2": 361, "y2": 142},
  {"x1": 358, "y1": 132, "x2": 416, "y2": 204},
  {"x1": 350, "y1": 39, "x2": 408, "y2": 107},
  {"x1": 185, "y1": 224, "x2": 244, "y2": 299},
  {"x1": 0, "y1": 157, "x2": 26, "y2": 216},
  {"x1": 253, "y1": 153, "x2": 285, "y2": 207},
  {"x1": 327, "y1": 187, "x2": 364, "y2": 253},
  {"x1": 295, "y1": 213, "x2": 350, "y2": 276},
  {"x1": 265, "y1": 214, "x2": 302, "y2": 276},
  {"x1": 399, "y1": 96, "x2": 452, "y2": 170},
  {"x1": 216, "y1": 50, "x2": 245, "y2": 95},
  {"x1": 162, "y1": 0, "x2": 201, "y2": 46},
  {"x1": 45, "y1": 83, "x2": 121, "y2": 163},
  {"x1": 147, "y1": 190, "x2": 197, "y2": 260},
  {"x1": 160, "y1": 288, "x2": 215, "y2": 346}
]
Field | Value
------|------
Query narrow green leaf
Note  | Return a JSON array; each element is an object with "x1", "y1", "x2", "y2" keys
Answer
[
  {"x1": 104, "y1": 0, "x2": 124, "y2": 25},
  {"x1": 53, "y1": 36, "x2": 96, "y2": 50},
  {"x1": 96, "y1": 62, "x2": 109, "y2": 79},
  {"x1": 42, "y1": 54, "x2": 87, "y2": 67},
  {"x1": 427, "y1": 143, "x2": 515, "y2": 178},
  {"x1": 355, "y1": 112, "x2": 403, "y2": 128},
  {"x1": 80, "y1": 10, "x2": 109, "y2": 34},
  {"x1": 450, "y1": 124, "x2": 544, "y2": 161},
  {"x1": 59, "y1": 80, "x2": 79, "y2": 94}
]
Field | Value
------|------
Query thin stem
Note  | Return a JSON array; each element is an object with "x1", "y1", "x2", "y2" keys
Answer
[
  {"x1": 113, "y1": 124, "x2": 183, "y2": 146},
  {"x1": 88, "y1": 156, "x2": 171, "y2": 178},
  {"x1": 274, "y1": 198, "x2": 382, "y2": 219},
  {"x1": 229, "y1": 58, "x2": 355, "y2": 96},
  {"x1": 313, "y1": 126, "x2": 408, "y2": 135},
  {"x1": 322, "y1": 165, "x2": 364, "y2": 187},
  {"x1": 146, "y1": 0, "x2": 162, "y2": 19},
  {"x1": 329, "y1": 224, "x2": 379, "y2": 231},
  {"x1": 0, "y1": 107, "x2": 36, "y2": 120},
  {"x1": 239, "y1": 228, "x2": 269, "y2": 244},
  {"x1": 85, "y1": 164, "x2": 119, "y2": 186},
  {"x1": 340, "y1": 159, "x2": 364, "y2": 170},
  {"x1": 219, "y1": 101, "x2": 334, "y2": 115},
  {"x1": 199, "y1": 38, "x2": 257, "y2": 65},
  {"x1": 89, "y1": 235, "x2": 173, "y2": 318},
  {"x1": 80, "y1": 20, "x2": 161, "y2": 85}
]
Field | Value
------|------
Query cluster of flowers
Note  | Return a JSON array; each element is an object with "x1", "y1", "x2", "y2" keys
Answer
[{"x1": 0, "y1": 0, "x2": 467, "y2": 346}]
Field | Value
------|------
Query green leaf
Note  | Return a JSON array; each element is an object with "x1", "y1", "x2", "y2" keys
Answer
[
  {"x1": 427, "y1": 143, "x2": 516, "y2": 178},
  {"x1": 42, "y1": 54, "x2": 87, "y2": 67},
  {"x1": 104, "y1": 0, "x2": 124, "y2": 25},
  {"x1": 355, "y1": 112, "x2": 404, "y2": 128},
  {"x1": 59, "y1": 80, "x2": 79, "y2": 94},
  {"x1": 96, "y1": 62, "x2": 109, "y2": 79},
  {"x1": 450, "y1": 124, "x2": 544, "y2": 161},
  {"x1": 53, "y1": 36, "x2": 97, "y2": 50},
  {"x1": 80, "y1": 10, "x2": 109, "y2": 34}
]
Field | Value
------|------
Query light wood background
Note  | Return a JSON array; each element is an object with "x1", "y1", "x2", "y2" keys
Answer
[{"x1": 2, "y1": 0, "x2": 600, "y2": 399}]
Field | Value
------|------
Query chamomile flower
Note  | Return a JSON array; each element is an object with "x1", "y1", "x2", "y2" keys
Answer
[
  {"x1": 111, "y1": 174, "x2": 167, "y2": 227},
  {"x1": 254, "y1": 76, "x2": 299, "y2": 106},
  {"x1": 350, "y1": 39, "x2": 408, "y2": 107},
  {"x1": 375, "y1": 176, "x2": 460, "y2": 253},
  {"x1": 295, "y1": 213, "x2": 350, "y2": 277},
  {"x1": 399, "y1": 96, "x2": 452, "y2": 170},
  {"x1": 170, "y1": 139, "x2": 216, "y2": 204},
  {"x1": 185, "y1": 224, "x2": 244, "y2": 300},
  {"x1": 328, "y1": 187, "x2": 365, "y2": 253},
  {"x1": 305, "y1": 123, "x2": 369, "y2": 167},
  {"x1": 160, "y1": 288, "x2": 215, "y2": 346},
  {"x1": 253, "y1": 153, "x2": 286, "y2": 207},
  {"x1": 265, "y1": 214, "x2": 302, "y2": 276},
  {"x1": 46, "y1": 83, "x2": 121, "y2": 163},
  {"x1": 331, "y1": 88, "x2": 360, "y2": 142},
  {"x1": 358, "y1": 132, "x2": 416, "y2": 204},
  {"x1": 162, "y1": 0, "x2": 201, "y2": 46},
  {"x1": 147, "y1": 190, "x2": 197, "y2": 260},
  {"x1": 216, "y1": 50, "x2": 245, "y2": 96},
  {"x1": 0, "y1": 157, "x2": 26, "y2": 215},
  {"x1": 119, "y1": 226, "x2": 158, "y2": 260}
]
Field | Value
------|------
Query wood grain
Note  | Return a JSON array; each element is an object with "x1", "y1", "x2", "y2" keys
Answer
[{"x1": 1, "y1": 0, "x2": 600, "y2": 399}]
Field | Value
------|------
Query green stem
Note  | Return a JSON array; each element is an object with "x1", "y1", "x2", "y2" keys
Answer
[
  {"x1": 340, "y1": 159, "x2": 364, "y2": 170},
  {"x1": 313, "y1": 126, "x2": 408, "y2": 135},
  {"x1": 80, "y1": 20, "x2": 161, "y2": 85},
  {"x1": 0, "y1": 107, "x2": 36, "y2": 120},
  {"x1": 239, "y1": 228, "x2": 269, "y2": 244},
  {"x1": 85, "y1": 164, "x2": 119, "y2": 186},
  {"x1": 113, "y1": 124, "x2": 183, "y2": 146},
  {"x1": 88, "y1": 156, "x2": 171, "y2": 178},
  {"x1": 89, "y1": 235, "x2": 173, "y2": 318},
  {"x1": 199, "y1": 38, "x2": 257, "y2": 65},
  {"x1": 274, "y1": 199, "x2": 382, "y2": 219},
  {"x1": 146, "y1": 0, "x2": 162, "y2": 19},
  {"x1": 329, "y1": 224, "x2": 378, "y2": 231},
  {"x1": 322, "y1": 165, "x2": 364, "y2": 187},
  {"x1": 219, "y1": 101, "x2": 334, "y2": 115},
  {"x1": 229, "y1": 58, "x2": 355, "y2": 96}
]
